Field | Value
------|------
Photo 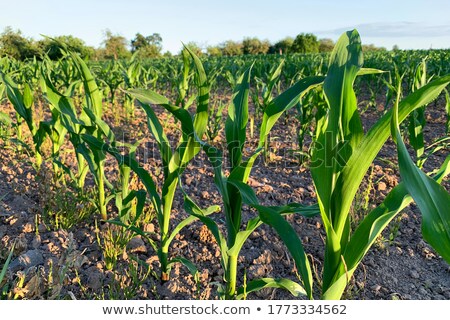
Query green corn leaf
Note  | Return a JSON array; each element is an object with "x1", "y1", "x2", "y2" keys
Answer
[
  {"x1": 0, "y1": 72, "x2": 33, "y2": 127},
  {"x1": 256, "y1": 205, "x2": 313, "y2": 299},
  {"x1": 310, "y1": 30, "x2": 364, "y2": 293},
  {"x1": 322, "y1": 115, "x2": 450, "y2": 300},
  {"x1": 259, "y1": 76, "x2": 324, "y2": 147},
  {"x1": 225, "y1": 65, "x2": 253, "y2": 169},
  {"x1": 165, "y1": 203, "x2": 220, "y2": 249},
  {"x1": 336, "y1": 74, "x2": 450, "y2": 236},
  {"x1": 236, "y1": 278, "x2": 307, "y2": 300},
  {"x1": 81, "y1": 134, "x2": 163, "y2": 219},
  {"x1": 356, "y1": 68, "x2": 386, "y2": 76},
  {"x1": 183, "y1": 193, "x2": 229, "y2": 269},
  {"x1": 268, "y1": 203, "x2": 321, "y2": 218},
  {"x1": 392, "y1": 93, "x2": 450, "y2": 264},
  {"x1": 0, "y1": 242, "x2": 15, "y2": 285},
  {"x1": 408, "y1": 107, "x2": 425, "y2": 163},
  {"x1": 184, "y1": 45, "x2": 210, "y2": 138},
  {"x1": 167, "y1": 257, "x2": 199, "y2": 283},
  {"x1": 0, "y1": 111, "x2": 12, "y2": 125}
]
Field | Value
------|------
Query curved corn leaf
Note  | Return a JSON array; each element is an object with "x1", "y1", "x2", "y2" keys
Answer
[
  {"x1": 183, "y1": 193, "x2": 229, "y2": 269},
  {"x1": 256, "y1": 206, "x2": 313, "y2": 299},
  {"x1": 167, "y1": 257, "x2": 199, "y2": 283},
  {"x1": 310, "y1": 29, "x2": 363, "y2": 293},
  {"x1": 0, "y1": 242, "x2": 15, "y2": 285},
  {"x1": 259, "y1": 75, "x2": 324, "y2": 147},
  {"x1": 392, "y1": 92, "x2": 450, "y2": 263},
  {"x1": 336, "y1": 74, "x2": 450, "y2": 240},
  {"x1": 225, "y1": 64, "x2": 252, "y2": 169},
  {"x1": 184, "y1": 44, "x2": 209, "y2": 138},
  {"x1": 165, "y1": 203, "x2": 220, "y2": 249},
  {"x1": 236, "y1": 278, "x2": 307, "y2": 300}
]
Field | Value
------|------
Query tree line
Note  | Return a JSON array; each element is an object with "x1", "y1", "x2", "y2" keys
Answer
[{"x1": 0, "y1": 26, "x2": 386, "y2": 61}]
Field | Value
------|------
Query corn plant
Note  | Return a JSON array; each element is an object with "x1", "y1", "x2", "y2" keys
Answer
[
  {"x1": 173, "y1": 62, "x2": 324, "y2": 299},
  {"x1": 87, "y1": 46, "x2": 220, "y2": 281},
  {"x1": 0, "y1": 71, "x2": 45, "y2": 169},
  {"x1": 206, "y1": 99, "x2": 225, "y2": 142},
  {"x1": 42, "y1": 41, "x2": 111, "y2": 219},
  {"x1": 408, "y1": 58, "x2": 431, "y2": 168},
  {"x1": 253, "y1": 30, "x2": 450, "y2": 300},
  {"x1": 0, "y1": 242, "x2": 15, "y2": 296}
]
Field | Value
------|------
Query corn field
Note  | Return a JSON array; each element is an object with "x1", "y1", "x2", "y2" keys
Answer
[{"x1": 0, "y1": 30, "x2": 449, "y2": 300}]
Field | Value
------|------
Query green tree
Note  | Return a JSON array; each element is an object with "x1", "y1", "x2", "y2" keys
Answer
[
  {"x1": 37, "y1": 35, "x2": 94, "y2": 60},
  {"x1": 207, "y1": 45, "x2": 222, "y2": 56},
  {"x1": 0, "y1": 27, "x2": 39, "y2": 60},
  {"x1": 318, "y1": 38, "x2": 334, "y2": 52},
  {"x1": 292, "y1": 33, "x2": 319, "y2": 53},
  {"x1": 362, "y1": 44, "x2": 386, "y2": 52},
  {"x1": 101, "y1": 30, "x2": 130, "y2": 60},
  {"x1": 220, "y1": 40, "x2": 243, "y2": 56},
  {"x1": 130, "y1": 33, "x2": 162, "y2": 58},
  {"x1": 242, "y1": 37, "x2": 270, "y2": 55},
  {"x1": 270, "y1": 37, "x2": 294, "y2": 54}
]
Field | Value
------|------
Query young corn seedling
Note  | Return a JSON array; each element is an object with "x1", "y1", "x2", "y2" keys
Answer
[
  {"x1": 408, "y1": 58, "x2": 431, "y2": 168},
  {"x1": 251, "y1": 60, "x2": 284, "y2": 162},
  {"x1": 0, "y1": 72, "x2": 45, "y2": 170},
  {"x1": 88, "y1": 46, "x2": 220, "y2": 281},
  {"x1": 256, "y1": 30, "x2": 450, "y2": 300},
  {"x1": 42, "y1": 41, "x2": 111, "y2": 219},
  {"x1": 176, "y1": 63, "x2": 324, "y2": 299}
]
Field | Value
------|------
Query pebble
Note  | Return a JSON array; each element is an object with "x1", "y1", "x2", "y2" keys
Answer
[
  {"x1": 378, "y1": 181, "x2": 387, "y2": 191},
  {"x1": 143, "y1": 223, "x2": 155, "y2": 233},
  {"x1": 22, "y1": 223, "x2": 34, "y2": 233},
  {"x1": 127, "y1": 237, "x2": 147, "y2": 254},
  {"x1": 201, "y1": 191, "x2": 210, "y2": 199},
  {"x1": 371, "y1": 284, "x2": 381, "y2": 292},
  {"x1": 418, "y1": 287, "x2": 428, "y2": 296},
  {"x1": 86, "y1": 266, "x2": 104, "y2": 291},
  {"x1": 410, "y1": 270, "x2": 420, "y2": 279},
  {"x1": 31, "y1": 235, "x2": 41, "y2": 249},
  {"x1": 9, "y1": 249, "x2": 44, "y2": 271}
]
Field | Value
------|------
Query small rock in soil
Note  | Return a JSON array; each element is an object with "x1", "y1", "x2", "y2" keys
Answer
[
  {"x1": 31, "y1": 235, "x2": 41, "y2": 249},
  {"x1": 201, "y1": 191, "x2": 210, "y2": 199},
  {"x1": 9, "y1": 249, "x2": 44, "y2": 271},
  {"x1": 418, "y1": 287, "x2": 428, "y2": 296},
  {"x1": 371, "y1": 284, "x2": 381, "y2": 292},
  {"x1": 378, "y1": 181, "x2": 387, "y2": 191},
  {"x1": 127, "y1": 237, "x2": 147, "y2": 254},
  {"x1": 409, "y1": 270, "x2": 420, "y2": 279},
  {"x1": 22, "y1": 223, "x2": 34, "y2": 233},
  {"x1": 86, "y1": 266, "x2": 104, "y2": 291},
  {"x1": 443, "y1": 290, "x2": 450, "y2": 299},
  {"x1": 143, "y1": 223, "x2": 155, "y2": 233}
]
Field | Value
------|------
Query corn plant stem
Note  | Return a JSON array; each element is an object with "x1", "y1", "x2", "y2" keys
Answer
[
  {"x1": 76, "y1": 153, "x2": 87, "y2": 189},
  {"x1": 34, "y1": 151, "x2": 42, "y2": 170},
  {"x1": 97, "y1": 165, "x2": 107, "y2": 220},
  {"x1": 160, "y1": 178, "x2": 178, "y2": 280},
  {"x1": 226, "y1": 254, "x2": 238, "y2": 299}
]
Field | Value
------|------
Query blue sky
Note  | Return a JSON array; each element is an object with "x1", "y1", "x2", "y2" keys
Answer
[{"x1": 1, "y1": 0, "x2": 449, "y2": 52}]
